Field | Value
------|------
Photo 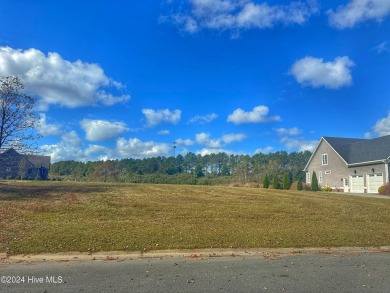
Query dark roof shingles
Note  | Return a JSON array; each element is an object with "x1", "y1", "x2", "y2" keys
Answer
[{"x1": 323, "y1": 136, "x2": 390, "y2": 164}]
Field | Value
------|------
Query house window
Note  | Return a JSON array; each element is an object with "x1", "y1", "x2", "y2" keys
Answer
[
  {"x1": 322, "y1": 154, "x2": 328, "y2": 166},
  {"x1": 319, "y1": 171, "x2": 323, "y2": 183},
  {"x1": 306, "y1": 172, "x2": 311, "y2": 184},
  {"x1": 325, "y1": 170, "x2": 331, "y2": 175}
]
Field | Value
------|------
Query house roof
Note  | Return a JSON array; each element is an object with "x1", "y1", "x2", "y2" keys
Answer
[
  {"x1": 0, "y1": 148, "x2": 51, "y2": 169},
  {"x1": 323, "y1": 135, "x2": 390, "y2": 164},
  {"x1": 27, "y1": 155, "x2": 51, "y2": 169}
]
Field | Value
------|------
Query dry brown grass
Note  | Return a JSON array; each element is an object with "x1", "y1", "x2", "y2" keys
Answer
[{"x1": 1, "y1": 181, "x2": 390, "y2": 255}]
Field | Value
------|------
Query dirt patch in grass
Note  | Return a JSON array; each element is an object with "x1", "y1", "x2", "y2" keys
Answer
[{"x1": 1, "y1": 182, "x2": 390, "y2": 255}]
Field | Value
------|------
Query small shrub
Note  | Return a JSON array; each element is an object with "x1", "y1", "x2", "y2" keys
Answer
[
  {"x1": 228, "y1": 182, "x2": 243, "y2": 187},
  {"x1": 302, "y1": 183, "x2": 311, "y2": 191},
  {"x1": 262, "y1": 174, "x2": 270, "y2": 188},
  {"x1": 272, "y1": 176, "x2": 280, "y2": 189},
  {"x1": 297, "y1": 179, "x2": 303, "y2": 191},
  {"x1": 378, "y1": 184, "x2": 390, "y2": 195},
  {"x1": 245, "y1": 182, "x2": 261, "y2": 188},
  {"x1": 321, "y1": 185, "x2": 332, "y2": 192},
  {"x1": 311, "y1": 171, "x2": 319, "y2": 191},
  {"x1": 282, "y1": 173, "x2": 291, "y2": 190}
]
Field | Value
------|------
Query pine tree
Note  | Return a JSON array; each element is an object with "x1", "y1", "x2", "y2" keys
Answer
[
  {"x1": 262, "y1": 174, "x2": 269, "y2": 188},
  {"x1": 272, "y1": 176, "x2": 280, "y2": 189},
  {"x1": 282, "y1": 173, "x2": 291, "y2": 190},
  {"x1": 297, "y1": 178, "x2": 303, "y2": 191},
  {"x1": 311, "y1": 171, "x2": 319, "y2": 191}
]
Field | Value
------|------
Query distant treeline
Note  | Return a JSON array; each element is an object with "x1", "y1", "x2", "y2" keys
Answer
[{"x1": 49, "y1": 151, "x2": 312, "y2": 185}]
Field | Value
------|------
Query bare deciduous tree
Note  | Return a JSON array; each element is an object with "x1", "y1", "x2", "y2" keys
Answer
[{"x1": 0, "y1": 76, "x2": 40, "y2": 153}]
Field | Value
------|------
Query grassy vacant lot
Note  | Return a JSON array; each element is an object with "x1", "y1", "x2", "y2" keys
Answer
[{"x1": 1, "y1": 181, "x2": 390, "y2": 255}]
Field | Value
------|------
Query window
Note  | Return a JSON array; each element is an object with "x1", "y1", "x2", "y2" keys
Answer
[
  {"x1": 319, "y1": 171, "x2": 323, "y2": 183},
  {"x1": 325, "y1": 170, "x2": 331, "y2": 175},
  {"x1": 322, "y1": 154, "x2": 328, "y2": 166},
  {"x1": 306, "y1": 172, "x2": 311, "y2": 183}
]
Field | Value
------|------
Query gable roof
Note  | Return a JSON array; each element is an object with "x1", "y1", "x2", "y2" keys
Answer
[
  {"x1": 0, "y1": 148, "x2": 51, "y2": 169},
  {"x1": 322, "y1": 137, "x2": 366, "y2": 164},
  {"x1": 26, "y1": 155, "x2": 51, "y2": 169},
  {"x1": 347, "y1": 135, "x2": 390, "y2": 164},
  {"x1": 305, "y1": 135, "x2": 390, "y2": 170}
]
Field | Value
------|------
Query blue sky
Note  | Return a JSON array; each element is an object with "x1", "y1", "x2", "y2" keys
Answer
[{"x1": 0, "y1": 0, "x2": 389, "y2": 162}]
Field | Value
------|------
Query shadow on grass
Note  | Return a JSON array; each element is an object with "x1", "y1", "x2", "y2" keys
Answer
[{"x1": 0, "y1": 181, "x2": 110, "y2": 201}]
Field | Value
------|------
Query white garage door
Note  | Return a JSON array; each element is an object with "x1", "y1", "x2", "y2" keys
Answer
[
  {"x1": 350, "y1": 175, "x2": 364, "y2": 193},
  {"x1": 367, "y1": 173, "x2": 383, "y2": 193}
]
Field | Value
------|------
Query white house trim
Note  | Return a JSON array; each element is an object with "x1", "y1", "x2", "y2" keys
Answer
[{"x1": 347, "y1": 160, "x2": 386, "y2": 167}]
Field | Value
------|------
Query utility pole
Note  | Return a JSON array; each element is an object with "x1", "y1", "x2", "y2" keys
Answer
[{"x1": 173, "y1": 141, "x2": 177, "y2": 157}]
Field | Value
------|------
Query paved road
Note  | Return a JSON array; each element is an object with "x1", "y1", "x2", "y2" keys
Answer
[{"x1": 1, "y1": 250, "x2": 390, "y2": 293}]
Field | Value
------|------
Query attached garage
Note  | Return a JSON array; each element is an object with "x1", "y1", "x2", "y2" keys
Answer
[
  {"x1": 367, "y1": 173, "x2": 383, "y2": 194},
  {"x1": 350, "y1": 175, "x2": 364, "y2": 193}
]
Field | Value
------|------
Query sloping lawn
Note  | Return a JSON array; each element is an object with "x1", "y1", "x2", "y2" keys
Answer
[{"x1": 1, "y1": 181, "x2": 389, "y2": 255}]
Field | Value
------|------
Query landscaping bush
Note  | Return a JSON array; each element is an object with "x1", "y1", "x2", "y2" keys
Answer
[
  {"x1": 311, "y1": 171, "x2": 319, "y2": 191},
  {"x1": 321, "y1": 185, "x2": 332, "y2": 192},
  {"x1": 297, "y1": 179, "x2": 303, "y2": 191},
  {"x1": 378, "y1": 183, "x2": 390, "y2": 195},
  {"x1": 272, "y1": 176, "x2": 280, "y2": 189},
  {"x1": 262, "y1": 174, "x2": 270, "y2": 188},
  {"x1": 282, "y1": 173, "x2": 291, "y2": 190}
]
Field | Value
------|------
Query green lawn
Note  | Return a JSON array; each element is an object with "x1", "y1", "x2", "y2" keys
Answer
[{"x1": 1, "y1": 181, "x2": 389, "y2": 255}]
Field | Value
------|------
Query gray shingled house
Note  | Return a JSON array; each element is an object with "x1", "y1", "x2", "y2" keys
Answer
[
  {"x1": 0, "y1": 149, "x2": 51, "y2": 180},
  {"x1": 303, "y1": 136, "x2": 390, "y2": 193}
]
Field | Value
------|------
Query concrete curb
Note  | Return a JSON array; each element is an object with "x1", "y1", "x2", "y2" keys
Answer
[{"x1": 2, "y1": 246, "x2": 390, "y2": 264}]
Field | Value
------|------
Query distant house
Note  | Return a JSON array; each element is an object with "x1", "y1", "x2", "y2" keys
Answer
[
  {"x1": 0, "y1": 149, "x2": 51, "y2": 180},
  {"x1": 304, "y1": 136, "x2": 390, "y2": 193}
]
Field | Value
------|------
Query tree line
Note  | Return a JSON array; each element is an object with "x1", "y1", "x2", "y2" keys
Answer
[{"x1": 49, "y1": 151, "x2": 312, "y2": 185}]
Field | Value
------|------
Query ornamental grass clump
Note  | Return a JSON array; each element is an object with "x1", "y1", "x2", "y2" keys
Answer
[{"x1": 378, "y1": 183, "x2": 390, "y2": 195}]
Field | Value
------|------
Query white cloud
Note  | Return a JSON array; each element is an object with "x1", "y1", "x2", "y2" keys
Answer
[
  {"x1": 196, "y1": 147, "x2": 234, "y2": 156},
  {"x1": 142, "y1": 108, "x2": 181, "y2": 127},
  {"x1": 290, "y1": 56, "x2": 355, "y2": 89},
  {"x1": 176, "y1": 138, "x2": 194, "y2": 146},
  {"x1": 80, "y1": 119, "x2": 129, "y2": 142},
  {"x1": 195, "y1": 132, "x2": 221, "y2": 148},
  {"x1": 195, "y1": 132, "x2": 246, "y2": 148},
  {"x1": 37, "y1": 113, "x2": 62, "y2": 136},
  {"x1": 328, "y1": 0, "x2": 390, "y2": 29},
  {"x1": 0, "y1": 46, "x2": 130, "y2": 109},
  {"x1": 254, "y1": 146, "x2": 274, "y2": 154},
  {"x1": 116, "y1": 137, "x2": 171, "y2": 158},
  {"x1": 188, "y1": 113, "x2": 218, "y2": 124},
  {"x1": 166, "y1": 0, "x2": 318, "y2": 34},
  {"x1": 373, "y1": 41, "x2": 389, "y2": 54},
  {"x1": 227, "y1": 105, "x2": 281, "y2": 124},
  {"x1": 275, "y1": 127, "x2": 302, "y2": 136},
  {"x1": 221, "y1": 133, "x2": 246, "y2": 144},
  {"x1": 158, "y1": 130, "x2": 170, "y2": 135},
  {"x1": 280, "y1": 136, "x2": 317, "y2": 152},
  {"x1": 41, "y1": 131, "x2": 86, "y2": 162},
  {"x1": 42, "y1": 132, "x2": 173, "y2": 162},
  {"x1": 371, "y1": 112, "x2": 390, "y2": 137},
  {"x1": 42, "y1": 131, "x2": 115, "y2": 162}
]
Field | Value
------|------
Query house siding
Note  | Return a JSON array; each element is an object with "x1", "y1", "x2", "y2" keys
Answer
[
  {"x1": 305, "y1": 137, "x2": 390, "y2": 193},
  {"x1": 0, "y1": 149, "x2": 50, "y2": 180},
  {"x1": 305, "y1": 139, "x2": 348, "y2": 190}
]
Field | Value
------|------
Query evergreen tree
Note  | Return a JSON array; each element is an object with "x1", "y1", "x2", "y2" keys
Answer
[
  {"x1": 272, "y1": 176, "x2": 280, "y2": 189},
  {"x1": 311, "y1": 171, "x2": 319, "y2": 191},
  {"x1": 282, "y1": 173, "x2": 291, "y2": 190},
  {"x1": 262, "y1": 174, "x2": 269, "y2": 188},
  {"x1": 297, "y1": 178, "x2": 303, "y2": 191}
]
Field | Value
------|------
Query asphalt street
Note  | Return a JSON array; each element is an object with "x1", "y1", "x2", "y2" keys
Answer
[{"x1": 1, "y1": 251, "x2": 390, "y2": 293}]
